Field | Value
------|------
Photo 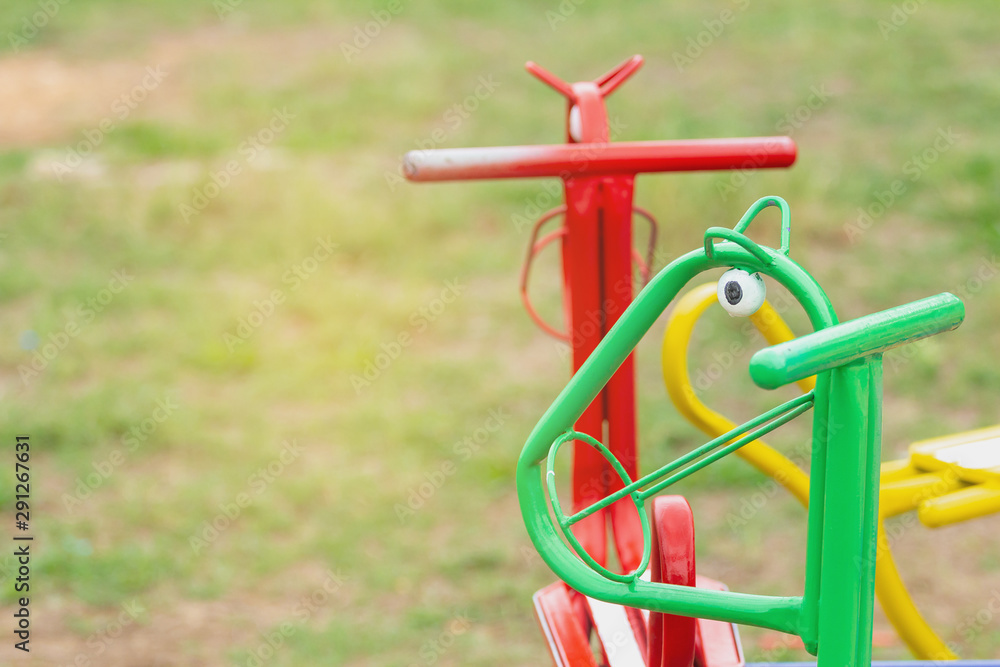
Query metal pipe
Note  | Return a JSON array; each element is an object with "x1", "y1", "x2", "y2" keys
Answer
[
  {"x1": 403, "y1": 137, "x2": 797, "y2": 182},
  {"x1": 750, "y1": 293, "x2": 965, "y2": 390}
]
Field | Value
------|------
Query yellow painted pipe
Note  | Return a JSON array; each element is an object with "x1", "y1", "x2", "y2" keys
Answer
[
  {"x1": 879, "y1": 470, "x2": 965, "y2": 519},
  {"x1": 919, "y1": 484, "x2": 1000, "y2": 528}
]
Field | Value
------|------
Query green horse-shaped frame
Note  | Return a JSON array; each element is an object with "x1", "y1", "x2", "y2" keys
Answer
[{"x1": 516, "y1": 196, "x2": 965, "y2": 667}]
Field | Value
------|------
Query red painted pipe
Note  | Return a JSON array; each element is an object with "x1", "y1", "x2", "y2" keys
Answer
[{"x1": 403, "y1": 137, "x2": 796, "y2": 182}]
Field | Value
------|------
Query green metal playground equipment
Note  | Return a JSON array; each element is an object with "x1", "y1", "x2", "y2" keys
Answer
[{"x1": 516, "y1": 197, "x2": 966, "y2": 667}]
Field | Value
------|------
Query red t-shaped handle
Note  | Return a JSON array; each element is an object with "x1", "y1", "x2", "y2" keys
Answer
[{"x1": 403, "y1": 137, "x2": 796, "y2": 182}]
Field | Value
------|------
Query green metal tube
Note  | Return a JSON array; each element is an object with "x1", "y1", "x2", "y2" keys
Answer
[
  {"x1": 856, "y1": 359, "x2": 884, "y2": 667},
  {"x1": 749, "y1": 293, "x2": 964, "y2": 390},
  {"x1": 564, "y1": 392, "x2": 815, "y2": 526},
  {"x1": 637, "y1": 400, "x2": 813, "y2": 500},
  {"x1": 799, "y1": 372, "x2": 831, "y2": 655},
  {"x1": 519, "y1": 467, "x2": 805, "y2": 633},
  {"x1": 816, "y1": 362, "x2": 871, "y2": 667}
]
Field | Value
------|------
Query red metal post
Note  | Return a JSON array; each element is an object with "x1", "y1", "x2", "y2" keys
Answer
[{"x1": 561, "y1": 78, "x2": 615, "y2": 566}]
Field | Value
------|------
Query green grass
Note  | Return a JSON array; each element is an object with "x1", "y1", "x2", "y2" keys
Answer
[{"x1": 1, "y1": 0, "x2": 999, "y2": 664}]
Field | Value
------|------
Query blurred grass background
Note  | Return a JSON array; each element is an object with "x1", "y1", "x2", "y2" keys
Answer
[{"x1": 0, "y1": 0, "x2": 998, "y2": 664}]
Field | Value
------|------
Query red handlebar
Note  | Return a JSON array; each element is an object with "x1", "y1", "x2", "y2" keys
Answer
[{"x1": 402, "y1": 137, "x2": 796, "y2": 182}]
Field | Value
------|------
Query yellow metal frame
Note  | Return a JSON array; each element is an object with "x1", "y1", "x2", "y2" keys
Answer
[
  {"x1": 661, "y1": 282, "x2": 960, "y2": 660},
  {"x1": 906, "y1": 426, "x2": 1000, "y2": 527}
]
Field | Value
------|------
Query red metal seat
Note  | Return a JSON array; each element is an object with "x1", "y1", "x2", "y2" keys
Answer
[{"x1": 533, "y1": 496, "x2": 744, "y2": 667}]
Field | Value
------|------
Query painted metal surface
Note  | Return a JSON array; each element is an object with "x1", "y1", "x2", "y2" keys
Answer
[
  {"x1": 402, "y1": 138, "x2": 797, "y2": 181},
  {"x1": 749, "y1": 294, "x2": 963, "y2": 390},
  {"x1": 533, "y1": 582, "x2": 600, "y2": 667},
  {"x1": 646, "y1": 496, "x2": 697, "y2": 667},
  {"x1": 694, "y1": 576, "x2": 746, "y2": 667},
  {"x1": 515, "y1": 197, "x2": 965, "y2": 667},
  {"x1": 535, "y1": 568, "x2": 744, "y2": 667},
  {"x1": 535, "y1": 575, "x2": 745, "y2": 667},
  {"x1": 907, "y1": 426, "x2": 1000, "y2": 526}
]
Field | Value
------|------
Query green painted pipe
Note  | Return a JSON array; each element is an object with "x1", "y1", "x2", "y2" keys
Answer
[{"x1": 750, "y1": 293, "x2": 964, "y2": 390}]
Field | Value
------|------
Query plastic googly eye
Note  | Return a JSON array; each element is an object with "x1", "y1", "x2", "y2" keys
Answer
[{"x1": 717, "y1": 268, "x2": 766, "y2": 317}]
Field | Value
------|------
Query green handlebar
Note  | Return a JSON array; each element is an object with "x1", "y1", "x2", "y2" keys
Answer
[{"x1": 749, "y1": 293, "x2": 965, "y2": 390}]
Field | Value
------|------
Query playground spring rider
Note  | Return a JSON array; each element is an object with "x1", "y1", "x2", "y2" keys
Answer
[
  {"x1": 404, "y1": 55, "x2": 796, "y2": 573},
  {"x1": 516, "y1": 196, "x2": 971, "y2": 667}
]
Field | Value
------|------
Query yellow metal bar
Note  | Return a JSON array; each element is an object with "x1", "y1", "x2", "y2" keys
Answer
[
  {"x1": 880, "y1": 459, "x2": 919, "y2": 484},
  {"x1": 919, "y1": 484, "x2": 1000, "y2": 527},
  {"x1": 879, "y1": 470, "x2": 965, "y2": 519}
]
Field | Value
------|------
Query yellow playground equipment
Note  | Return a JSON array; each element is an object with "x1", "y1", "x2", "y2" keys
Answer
[{"x1": 662, "y1": 282, "x2": 1000, "y2": 660}]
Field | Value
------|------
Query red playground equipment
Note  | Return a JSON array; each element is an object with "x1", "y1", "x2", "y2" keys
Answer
[{"x1": 404, "y1": 54, "x2": 795, "y2": 576}]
